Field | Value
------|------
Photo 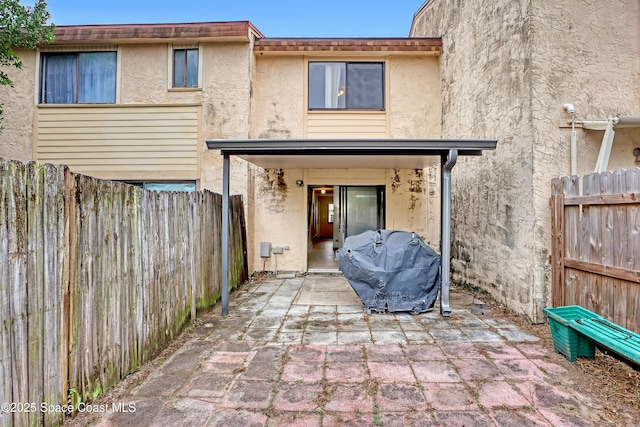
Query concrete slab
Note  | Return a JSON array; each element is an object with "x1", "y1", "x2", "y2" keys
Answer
[
  {"x1": 281, "y1": 361, "x2": 324, "y2": 383},
  {"x1": 265, "y1": 412, "x2": 321, "y2": 427},
  {"x1": 411, "y1": 360, "x2": 462, "y2": 383},
  {"x1": 272, "y1": 382, "x2": 323, "y2": 411},
  {"x1": 325, "y1": 345, "x2": 364, "y2": 362},
  {"x1": 404, "y1": 343, "x2": 448, "y2": 361},
  {"x1": 438, "y1": 341, "x2": 485, "y2": 359},
  {"x1": 404, "y1": 330, "x2": 435, "y2": 343},
  {"x1": 368, "y1": 361, "x2": 416, "y2": 383},
  {"x1": 336, "y1": 331, "x2": 371, "y2": 344},
  {"x1": 323, "y1": 384, "x2": 375, "y2": 412},
  {"x1": 220, "y1": 380, "x2": 275, "y2": 409},
  {"x1": 325, "y1": 361, "x2": 368, "y2": 383},
  {"x1": 276, "y1": 331, "x2": 303, "y2": 344},
  {"x1": 207, "y1": 409, "x2": 267, "y2": 427},
  {"x1": 423, "y1": 383, "x2": 478, "y2": 411},
  {"x1": 476, "y1": 381, "x2": 531, "y2": 408},
  {"x1": 376, "y1": 383, "x2": 429, "y2": 411},
  {"x1": 370, "y1": 331, "x2": 408, "y2": 344},
  {"x1": 302, "y1": 331, "x2": 338, "y2": 345}
]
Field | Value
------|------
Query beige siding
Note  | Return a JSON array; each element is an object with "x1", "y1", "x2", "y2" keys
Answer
[
  {"x1": 36, "y1": 105, "x2": 200, "y2": 180},
  {"x1": 306, "y1": 112, "x2": 387, "y2": 138}
]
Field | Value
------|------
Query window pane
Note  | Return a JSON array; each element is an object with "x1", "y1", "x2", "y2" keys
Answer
[
  {"x1": 144, "y1": 182, "x2": 196, "y2": 192},
  {"x1": 186, "y1": 49, "x2": 198, "y2": 87},
  {"x1": 173, "y1": 49, "x2": 186, "y2": 87},
  {"x1": 78, "y1": 52, "x2": 117, "y2": 103},
  {"x1": 40, "y1": 54, "x2": 77, "y2": 103},
  {"x1": 346, "y1": 63, "x2": 384, "y2": 110},
  {"x1": 308, "y1": 62, "x2": 345, "y2": 109}
]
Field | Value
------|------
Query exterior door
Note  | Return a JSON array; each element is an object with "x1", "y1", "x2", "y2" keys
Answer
[{"x1": 333, "y1": 185, "x2": 385, "y2": 249}]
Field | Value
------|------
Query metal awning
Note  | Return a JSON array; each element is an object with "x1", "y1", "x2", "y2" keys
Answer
[
  {"x1": 206, "y1": 138, "x2": 498, "y2": 317},
  {"x1": 207, "y1": 138, "x2": 493, "y2": 168}
]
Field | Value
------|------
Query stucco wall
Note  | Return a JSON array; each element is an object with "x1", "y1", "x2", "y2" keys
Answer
[
  {"x1": 412, "y1": 0, "x2": 540, "y2": 321},
  {"x1": 251, "y1": 56, "x2": 304, "y2": 139},
  {"x1": 247, "y1": 54, "x2": 442, "y2": 272},
  {"x1": 412, "y1": 0, "x2": 640, "y2": 322},
  {"x1": 532, "y1": 0, "x2": 640, "y2": 175},
  {"x1": 250, "y1": 167, "x2": 435, "y2": 273},
  {"x1": 389, "y1": 56, "x2": 441, "y2": 139},
  {"x1": 116, "y1": 41, "x2": 254, "y2": 195},
  {"x1": 0, "y1": 49, "x2": 37, "y2": 162},
  {"x1": 531, "y1": 0, "x2": 640, "y2": 178},
  {"x1": 1, "y1": 41, "x2": 257, "y2": 268}
]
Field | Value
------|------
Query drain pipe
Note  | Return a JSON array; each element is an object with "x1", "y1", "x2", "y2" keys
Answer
[
  {"x1": 563, "y1": 104, "x2": 577, "y2": 175},
  {"x1": 440, "y1": 149, "x2": 458, "y2": 317}
]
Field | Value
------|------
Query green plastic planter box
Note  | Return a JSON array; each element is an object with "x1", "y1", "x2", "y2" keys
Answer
[{"x1": 543, "y1": 306, "x2": 603, "y2": 362}]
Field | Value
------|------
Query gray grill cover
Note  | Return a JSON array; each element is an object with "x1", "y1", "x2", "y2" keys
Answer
[{"x1": 336, "y1": 230, "x2": 441, "y2": 314}]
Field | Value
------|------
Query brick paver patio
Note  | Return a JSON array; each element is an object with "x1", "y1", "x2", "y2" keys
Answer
[{"x1": 78, "y1": 275, "x2": 630, "y2": 426}]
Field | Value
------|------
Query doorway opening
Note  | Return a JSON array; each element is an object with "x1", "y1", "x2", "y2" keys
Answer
[{"x1": 307, "y1": 185, "x2": 385, "y2": 272}]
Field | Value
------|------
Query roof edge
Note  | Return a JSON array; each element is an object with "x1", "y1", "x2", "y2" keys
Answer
[
  {"x1": 47, "y1": 21, "x2": 264, "y2": 45},
  {"x1": 254, "y1": 37, "x2": 442, "y2": 54}
]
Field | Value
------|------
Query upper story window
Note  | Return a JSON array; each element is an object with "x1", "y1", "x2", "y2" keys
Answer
[
  {"x1": 173, "y1": 48, "x2": 199, "y2": 88},
  {"x1": 308, "y1": 62, "x2": 384, "y2": 110},
  {"x1": 40, "y1": 52, "x2": 117, "y2": 104}
]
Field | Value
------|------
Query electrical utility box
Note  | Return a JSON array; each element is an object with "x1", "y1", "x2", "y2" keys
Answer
[{"x1": 260, "y1": 242, "x2": 272, "y2": 258}]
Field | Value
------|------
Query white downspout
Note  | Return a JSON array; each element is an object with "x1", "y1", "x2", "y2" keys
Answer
[
  {"x1": 563, "y1": 104, "x2": 577, "y2": 175},
  {"x1": 570, "y1": 119, "x2": 577, "y2": 176}
]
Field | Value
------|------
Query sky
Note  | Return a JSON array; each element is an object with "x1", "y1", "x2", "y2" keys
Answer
[{"x1": 36, "y1": 0, "x2": 426, "y2": 38}]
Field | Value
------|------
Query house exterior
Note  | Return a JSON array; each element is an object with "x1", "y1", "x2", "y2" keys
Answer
[
  {"x1": 411, "y1": 0, "x2": 640, "y2": 322},
  {"x1": 5, "y1": 1, "x2": 632, "y2": 322},
  {"x1": 1, "y1": 21, "x2": 481, "y2": 291}
]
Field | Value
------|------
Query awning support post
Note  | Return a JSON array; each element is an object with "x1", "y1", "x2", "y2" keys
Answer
[
  {"x1": 221, "y1": 153, "x2": 230, "y2": 316},
  {"x1": 440, "y1": 149, "x2": 458, "y2": 317}
]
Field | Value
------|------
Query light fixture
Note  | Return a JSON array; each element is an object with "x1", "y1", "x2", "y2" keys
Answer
[
  {"x1": 296, "y1": 180, "x2": 304, "y2": 187},
  {"x1": 633, "y1": 147, "x2": 640, "y2": 162},
  {"x1": 321, "y1": 189, "x2": 326, "y2": 194}
]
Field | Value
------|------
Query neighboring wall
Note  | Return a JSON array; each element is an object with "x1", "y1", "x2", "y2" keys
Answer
[
  {"x1": 0, "y1": 41, "x2": 254, "y2": 192},
  {"x1": 412, "y1": 0, "x2": 640, "y2": 322},
  {"x1": 0, "y1": 49, "x2": 37, "y2": 162},
  {"x1": 412, "y1": 0, "x2": 540, "y2": 320},
  {"x1": 532, "y1": 0, "x2": 640, "y2": 176},
  {"x1": 0, "y1": 40, "x2": 258, "y2": 269},
  {"x1": 530, "y1": 0, "x2": 640, "y2": 322}
]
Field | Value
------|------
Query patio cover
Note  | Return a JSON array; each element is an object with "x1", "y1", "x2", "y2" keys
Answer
[{"x1": 205, "y1": 138, "x2": 497, "y2": 317}]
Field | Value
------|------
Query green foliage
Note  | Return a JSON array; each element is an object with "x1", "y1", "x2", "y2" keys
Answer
[
  {"x1": 1, "y1": 0, "x2": 54, "y2": 86},
  {"x1": 67, "y1": 388, "x2": 81, "y2": 411},
  {"x1": 1, "y1": 1, "x2": 54, "y2": 129}
]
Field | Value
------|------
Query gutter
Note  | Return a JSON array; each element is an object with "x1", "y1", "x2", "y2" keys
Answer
[{"x1": 440, "y1": 149, "x2": 458, "y2": 317}]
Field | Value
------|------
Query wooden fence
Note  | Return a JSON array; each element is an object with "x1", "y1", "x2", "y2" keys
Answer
[
  {"x1": 551, "y1": 168, "x2": 640, "y2": 334},
  {"x1": 0, "y1": 159, "x2": 247, "y2": 427}
]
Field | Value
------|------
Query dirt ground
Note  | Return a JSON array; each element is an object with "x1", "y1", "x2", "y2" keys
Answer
[
  {"x1": 491, "y1": 302, "x2": 640, "y2": 423},
  {"x1": 65, "y1": 282, "x2": 640, "y2": 426}
]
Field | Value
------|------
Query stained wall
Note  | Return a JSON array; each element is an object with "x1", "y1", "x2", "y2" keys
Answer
[{"x1": 412, "y1": 0, "x2": 640, "y2": 322}]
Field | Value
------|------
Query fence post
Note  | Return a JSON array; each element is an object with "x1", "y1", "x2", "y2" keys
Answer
[{"x1": 550, "y1": 185, "x2": 565, "y2": 307}]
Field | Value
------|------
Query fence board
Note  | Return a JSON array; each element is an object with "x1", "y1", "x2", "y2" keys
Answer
[
  {"x1": 551, "y1": 167, "x2": 640, "y2": 333},
  {"x1": 42, "y1": 164, "x2": 65, "y2": 426},
  {"x1": 7, "y1": 161, "x2": 29, "y2": 427},
  {"x1": 1, "y1": 159, "x2": 248, "y2": 426},
  {"x1": 26, "y1": 163, "x2": 45, "y2": 427},
  {"x1": 0, "y1": 160, "x2": 13, "y2": 427}
]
